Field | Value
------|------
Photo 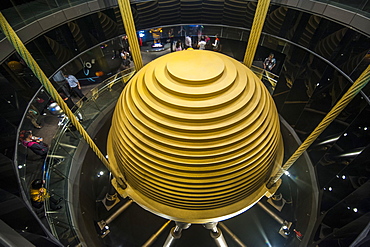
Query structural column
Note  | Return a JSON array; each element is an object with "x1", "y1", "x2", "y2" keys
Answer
[
  {"x1": 243, "y1": 0, "x2": 271, "y2": 68},
  {"x1": 117, "y1": 0, "x2": 143, "y2": 70}
]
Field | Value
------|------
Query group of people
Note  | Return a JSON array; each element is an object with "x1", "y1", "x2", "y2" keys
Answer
[
  {"x1": 174, "y1": 35, "x2": 221, "y2": 51},
  {"x1": 20, "y1": 72, "x2": 87, "y2": 158},
  {"x1": 19, "y1": 133, "x2": 63, "y2": 211}
]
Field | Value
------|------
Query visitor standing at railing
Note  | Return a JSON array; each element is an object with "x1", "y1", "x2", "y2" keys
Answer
[
  {"x1": 30, "y1": 179, "x2": 63, "y2": 210},
  {"x1": 64, "y1": 74, "x2": 87, "y2": 102},
  {"x1": 175, "y1": 40, "x2": 183, "y2": 51},
  {"x1": 198, "y1": 37, "x2": 206, "y2": 50},
  {"x1": 212, "y1": 34, "x2": 221, "y2": 52},
  {"x1": 263, "y1": 53, "x2": 276, "y2": 72},
  {"x1": 205, "y1": 35, "x2": 211, "y2": 50},
  {"x1": 185, "y1": 35, "x2": 192, "y2": 49}
]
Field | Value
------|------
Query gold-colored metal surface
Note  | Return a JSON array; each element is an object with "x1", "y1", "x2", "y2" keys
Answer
[
  {"x1": 117, "y1": 0, "x2": 143, "y2": 70},
  {"x1": 108, "y1": 50, "x2": 283, "y2": 223},
  {"x1": 243, "y1": 0, "x2": 271, "y2": 67}
]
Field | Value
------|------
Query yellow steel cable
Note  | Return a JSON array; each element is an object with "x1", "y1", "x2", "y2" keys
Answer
[
  {"x1": 243, "y1": 0, "x2": 271, "y2": 68},
  {"x1": 118, "y1": 0, "x2": 143, "y2": 70},
  {"x1": 0, "y1": 12, "x2": 126, "y2": 189},
  {"x1": 267, "y1": 65, "x2": 370, "y2": 188}
]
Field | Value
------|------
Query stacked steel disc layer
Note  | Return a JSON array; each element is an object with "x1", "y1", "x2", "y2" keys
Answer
[{"x1": 107, "y1": 50, "x2": 283, "y2": 223}]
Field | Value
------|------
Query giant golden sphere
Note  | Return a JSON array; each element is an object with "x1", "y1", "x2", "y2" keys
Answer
[{"x1": 107, "y1": 50, "x2": 283, "y2": 223}]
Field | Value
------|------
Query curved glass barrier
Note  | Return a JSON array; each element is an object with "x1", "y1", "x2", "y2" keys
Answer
[
  {"x1": 315, "y1": 0, "x2": 370, "y2": 17},
  {"x1": 45, "y1": 68, "x2": 135, "y2": 245},
  {"x1": 12, "y1": 22, "x2": 369, "y2": 246},
  {"x1": 1, "y1": 0, "x2": 89, "y2": 32},
  {"x1": 13, "y1": 50, "x2": 135, "y2": 245},
  {"x1": 16, "y1": 88, "x2": 53, "y2": 199}
]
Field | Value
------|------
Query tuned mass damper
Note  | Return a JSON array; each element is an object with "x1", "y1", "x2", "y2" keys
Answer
[{"x1": 107, "y1": 50, "x2": 283, "y2": 223}]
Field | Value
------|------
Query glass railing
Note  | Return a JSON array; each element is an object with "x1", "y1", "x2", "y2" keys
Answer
[
  {"x1": 315, "y1": 0, "x2": 370, "y2": 17},
  {"x1": 250, "y1": 65, "x2": 279, "y2": 95},
  {"x1": 14, "y1": 67, "x2": 135, "y2": 246},
  {"x1": 16, "y1": 88, "x2": 53, "y2": 201},
  {"x1": 12, "y1": 21, "x2": 369, "y2": 246},
  {"x1": 0, "y1": 0, "x2": 90, "y2": 32},
  {"x1": 44, "y1": 68, "x2": 135, "y2": 245}
]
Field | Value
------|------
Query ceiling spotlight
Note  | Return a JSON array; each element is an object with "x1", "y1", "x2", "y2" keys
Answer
[
  {"x1": 353, "y1": 208, "x2": 358, "y2": 213},
  {"x1": 343, "y1": 133, "x2": 348, "y2": 136},
  {"x1": 99, "y1": 171, "x2": 104, "y2": 175},
  {"x1": 328, "y1": 187, "x2": 333, "y2": 191},
  {"x1": 342, "y1": 175, "x2": 346, "y2": 180},
  {"x1": 364, "y1": 127, "x2": 368, "y2": 131}
]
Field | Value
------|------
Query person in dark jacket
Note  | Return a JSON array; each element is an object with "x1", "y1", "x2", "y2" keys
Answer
[{"x1": 21, "y1": 130, "x2": 48, "y2": 157}]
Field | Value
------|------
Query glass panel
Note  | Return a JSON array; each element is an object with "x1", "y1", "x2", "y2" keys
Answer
[
  {"x1": 45, "y1": 68, "x2": 135, "y2": 245},
  {"x1": 315, "y1": 0, "x2": 370, "y2": 17},
  {"x1": 0, "y1": 0, "x2": 89, "y2": 31}
]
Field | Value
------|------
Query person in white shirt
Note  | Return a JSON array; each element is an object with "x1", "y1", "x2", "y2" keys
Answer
[
  {"x1": 64, "y1": 74, "x2": 86, "y2": 101},
  {"x1": 185, "y1": 36, "x2": 192, "y2": 49},
  {"x1": 198, "y1": 37, "x2": 206, "y2": 50}
]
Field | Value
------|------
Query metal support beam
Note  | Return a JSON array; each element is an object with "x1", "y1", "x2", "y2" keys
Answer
[
  {"x1": 102, "y1": 173, "x2": 120, "y2": 210},
  {"x1": 257, "y1": 202, "x2": 292, "y2": 238},
  {"x1": 257, "y1": 201, "x2": 284, "y2": 225},
  {"x1": 218, "y1": 222, "x2": 247, "y2": 247},
  {"x1": 204, "y1": 222, "x2": 228, "y2": 247},
  {"x1": 97, "y1": 199, "x2": 133, "y2": 232},
  {"x1": 142, "y1": 220, "x2": 172, "y2": 247},
  {"x1": 163, "y1": 222, "x2": 191, "y2": 247}
]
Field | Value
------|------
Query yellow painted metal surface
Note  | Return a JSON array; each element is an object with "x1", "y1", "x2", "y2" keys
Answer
[
  {"x1": 117, "y1": 0, "x2": 143, "y2": 70},
  {"x1": 243, "y1": 0, "x2": 271, "y2": 67},
  {"x1": 108, "y1": 50, "x2": 283, "y2": 223}
]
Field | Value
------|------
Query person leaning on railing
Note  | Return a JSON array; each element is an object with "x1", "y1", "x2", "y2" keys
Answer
[{"x1": 20, "y1": 130, "x2": 48, "y2": 158}]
